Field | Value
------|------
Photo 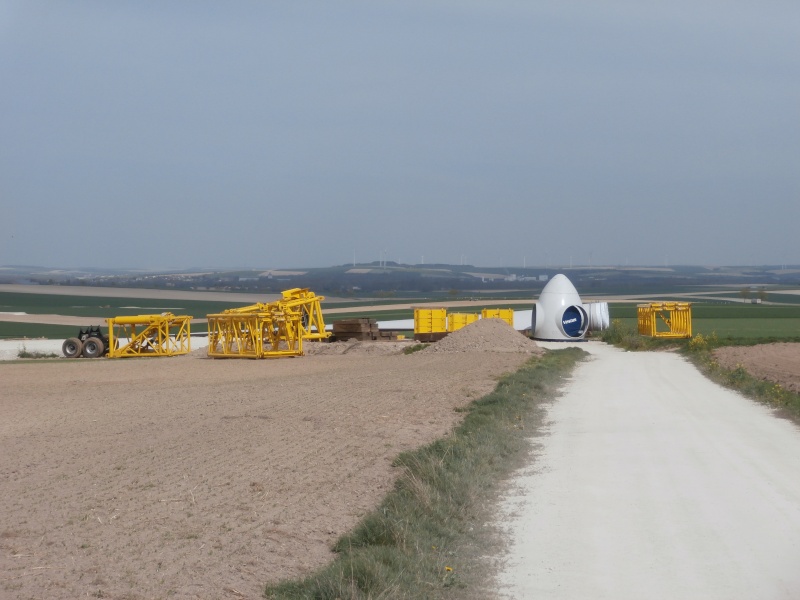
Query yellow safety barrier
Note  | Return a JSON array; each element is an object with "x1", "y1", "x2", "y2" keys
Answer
[
  {"x1": 481, "y1": 308, "x2": 515, "y2": 327},
  {"x1": 637, "y1": 302, "x2": 692, "y2": 338},
  {"x1": 447, "y1": 312, "x2": 479, "y2": 332},
  {"x1": 207, "y1": 288, "x2": 328, "y2": 359},
  {"x1": 107, "y1": 313, "x2": 192, "y2": 358}
]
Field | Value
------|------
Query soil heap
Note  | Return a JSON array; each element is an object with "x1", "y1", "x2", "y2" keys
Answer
[
  {"x1": 423, "y1": 318, "x2": 543, "y2": 354},
  {"x1": 713, "y1": 342, "x2": 800, "y2": 394}
]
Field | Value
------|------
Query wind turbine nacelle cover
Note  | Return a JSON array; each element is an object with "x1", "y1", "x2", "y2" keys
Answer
[{"x1": 532, "y1": 273, "x2": 588, "y2": 341}]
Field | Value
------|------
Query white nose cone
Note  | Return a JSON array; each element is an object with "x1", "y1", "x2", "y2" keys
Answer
[{"x1": 532, "y1": 274, "x2": 588, "y2": 341}]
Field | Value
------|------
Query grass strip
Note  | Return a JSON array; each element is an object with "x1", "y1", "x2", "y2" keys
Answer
[{"x1": 265, "y1": 348, "x2": 585, "y2": 600}]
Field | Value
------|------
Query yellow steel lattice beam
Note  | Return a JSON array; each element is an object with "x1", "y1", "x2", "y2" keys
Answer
[
  {"x1": 206, "y1": 288, "x2": 327, "y2": 359},
  {"x1": 107, "y1": 313, "x2": 192, "y2": 358},
  {"x1": 277, "y1": 288, "x2": 331, "y2": 341}
]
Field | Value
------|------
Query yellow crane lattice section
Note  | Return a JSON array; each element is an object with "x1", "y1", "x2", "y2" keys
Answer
[
  {"x1": 637, "y1": 302, "x2": 692, "y2": 338},
  {"x1": 107, "y1": 313, "x2": 192, "y2": 358},
  {"x1": 207, "y1": 288, "x2": 329, "y2": 359}
]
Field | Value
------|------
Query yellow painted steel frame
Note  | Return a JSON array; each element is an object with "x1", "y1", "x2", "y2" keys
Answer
[
  {"x1": 481, "y1": 308, "x2": 514, "y2": 326},
  {"x1": 207, "y1": 310, "x2": 303, "y2": 358},
  {"x1": 106, "y1": 313, "x2": 192, "y2": 358},
  {"x1": 637, "y1": 302, "x2": 692, "y2": 338},
  {"x1": 447, "y1": 312, "x2": 479, "y2": 332},
  {"x1": 277, "y1": 288, "x2": 331, "y2": 341},
  {"x1": 205, "y1": 288, "x2": 327, "y2": 359},
  {"x1": 414, "y1": 308, "x2": 447, "y2": 334}
]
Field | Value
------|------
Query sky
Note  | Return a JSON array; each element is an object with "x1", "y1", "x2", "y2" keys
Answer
[{"x1": 1, "y1": 1, "x2": 798, "y2": 270}]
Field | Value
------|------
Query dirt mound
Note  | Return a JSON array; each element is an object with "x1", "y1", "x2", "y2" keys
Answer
[
  {"x1": 713, "y1": 342, "x2": 800, "y2": 394},
  {"x1": 423, "y1": 318, "x2": 543, "y2": 354}
]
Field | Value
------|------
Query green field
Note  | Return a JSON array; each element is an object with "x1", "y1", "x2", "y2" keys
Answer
[
  {"x1": 0, "y1": 291, "x2": 264, "y2": 339},
  {"x1": 608, "y1": 303, "x2": 800, "y2": 339},
  {"x1": 3, "y1": 289, "x2": 800, "y2": 341},
  {"x1": 0, "y1": 322, "x2": 79, "y2": 339},
  {"x1": 0, "y1": 291, "x2": 253, "y2": 319}
]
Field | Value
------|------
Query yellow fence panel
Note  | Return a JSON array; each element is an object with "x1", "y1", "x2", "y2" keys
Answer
[{"x1": 637, "y1": 302, "x2": 692, "y2": 338}]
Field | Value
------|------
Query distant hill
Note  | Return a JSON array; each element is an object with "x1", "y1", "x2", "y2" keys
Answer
[{"x1": 2, "y1": 263, "x2": 798, "y2": 297}]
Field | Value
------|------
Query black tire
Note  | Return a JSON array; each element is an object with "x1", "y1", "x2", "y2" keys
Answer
[
  {"x1": 62, "y1": 337, "x2": 83, "y2": 358},
  {"x1": 82, "y1": 337, "x2": 105, "y2": 358}
]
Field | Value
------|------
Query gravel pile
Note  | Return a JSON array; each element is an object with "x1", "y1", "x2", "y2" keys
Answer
[{"x1": 423, "y1": 318, "x2": 543, "y2": 354}]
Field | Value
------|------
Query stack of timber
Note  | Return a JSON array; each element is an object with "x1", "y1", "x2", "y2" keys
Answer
[
  {"x1": 332, "y1": 318, "x2": 402, "y2": 342},
  {"x1": 332, "y1": 318, "x2": 380, "y2": 341}
]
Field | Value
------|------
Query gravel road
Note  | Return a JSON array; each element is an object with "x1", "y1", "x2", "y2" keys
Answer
[{"x1": 497, "y1": 342, "x2": 800, "y2": 600}]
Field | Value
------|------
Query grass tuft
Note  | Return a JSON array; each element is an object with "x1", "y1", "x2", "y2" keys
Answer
[
  {"x1": 596, "y1": 319, "x2": 678, "y2": 351},
  {"x1": 265, "y1": 348, "x2": 585, "y2": 599},
  {"x1": 402, "y1": 343, "x2": 429, "y2": 355},
  {"x1": 17, "y1": 345, "x2": 59, "y2": 359}
]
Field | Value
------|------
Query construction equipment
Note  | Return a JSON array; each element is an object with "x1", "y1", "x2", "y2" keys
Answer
[
  {"x1": 637, "y1": 302, "x2": 692, "y2": 338},
  {"x1": 207, "y1": 288, "x2": 330, "y2": 358},
  {"x1": 62, "y1": 325, "x2": 110, "y2": 358},
  {"x1": 278, "y1": 288, "x2": 329, "y2": 342},
  {"x1": 413, "y1": 308, "x2": 448, "y2": 342},
  {"x1": 414, "y1": 307, "x2": 516, "y2": 340},
  {"x1": 61, "y1": 313, "x2": 192, "y2": 358},
  {"x1": 106, "y1": 313, "x2": 192, "y2": 358}
]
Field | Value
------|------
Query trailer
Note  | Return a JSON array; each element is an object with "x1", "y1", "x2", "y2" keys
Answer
[{"x1": 61, "y1": 313, "x2": 192, "y2": 358}]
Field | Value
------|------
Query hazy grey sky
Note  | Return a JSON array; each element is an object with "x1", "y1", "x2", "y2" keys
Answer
[{"x1": 1, "y1": 1, "x2": 798, "y2": 270}]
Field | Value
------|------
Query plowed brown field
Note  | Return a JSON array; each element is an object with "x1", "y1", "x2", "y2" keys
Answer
[
  {"x1": 1, "y1": 320, "x2": 540, "y2": 600},
  {"x1": 713, "y1": 342, "x2": 800, "y2": 394}
]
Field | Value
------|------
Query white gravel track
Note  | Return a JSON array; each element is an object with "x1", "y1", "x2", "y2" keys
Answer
[{"x1": 497, "y1": 342, "x2": 800, "y2": 600}]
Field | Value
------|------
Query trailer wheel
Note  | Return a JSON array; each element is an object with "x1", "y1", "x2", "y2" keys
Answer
[
  {"x1": 62, "y1": 337, "x2": 83, "y2": 358},
  {"x1": 82, "y1": 337, "x2": 105, "y2": 358}
]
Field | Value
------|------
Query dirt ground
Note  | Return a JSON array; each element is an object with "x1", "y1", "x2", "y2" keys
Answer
[
  {"x1": 0, "y1": 320, "x2": 541, "y2": 600},
  {"x1": 713, "y1": 342, "x2": 800, "y2": 394}
]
